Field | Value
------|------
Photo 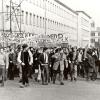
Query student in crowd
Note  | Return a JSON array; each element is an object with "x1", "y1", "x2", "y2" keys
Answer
[{"x1": 17, "y1": 44, "x2": 33, "y2": 88}]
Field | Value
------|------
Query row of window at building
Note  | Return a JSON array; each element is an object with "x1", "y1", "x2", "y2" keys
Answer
[
  {"x1": 82, "y1": 28, "x2": 89, "y2": 37},
  {"x1": 91, "y1": 32, "x2": 100, "y2": 36},
  {"x1": 6, "y1": 6, "x2": 77, "y2": 32},
  {"x1": 25, "y1": 0, "x2": 77, "y2": 23},
  {"x1": 91, "y1": 38, "x2": 100, "y2": 43},
  {"x1": 81, "y1": 17, "x2": 90, "y2": 28},
  {"x1": 22, "y1": 11, "x2": 77, "y2": 32}
]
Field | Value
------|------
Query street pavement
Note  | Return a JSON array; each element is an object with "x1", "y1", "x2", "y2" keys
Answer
[{"x1": 0, "y1": 78, "x2": 100, "y2": 100}]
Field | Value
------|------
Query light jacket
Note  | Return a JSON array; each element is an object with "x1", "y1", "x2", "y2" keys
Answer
[{"x1": 0, "y1": 53, "x2": 6, "y2": 67}]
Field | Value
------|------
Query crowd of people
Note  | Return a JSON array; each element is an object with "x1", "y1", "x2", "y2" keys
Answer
[{"x1": 0, "y1": 44, "x2": 100, "y2": 88}]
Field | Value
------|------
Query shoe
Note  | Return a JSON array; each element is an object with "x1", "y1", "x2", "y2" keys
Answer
[
  {"x1": 60, "y1": 82, "x2": 64, "y2": 85},
  {"x1": 74, "y1": 78, "x2": 77, "y2": 81},
  {"x1": 29, "y1": 76, "x2": 33, "y2": 79},
  {"x1": 44, "y1": 83, "x2": 48, "y2": 85},
  {"x1": 35, "y1": 78, "x2": 37, "y2": 82},
  {"x1": 25, "y1": 83, "x2": 29, "y2": 87},
  {"x1": 19, "y1": 79, "x2": 22, "y2": 83},
  {"x1": 42, "y1": 82, "x2": 45, "y2": 85},
  {"x1": 1, "y1": 83, "x2": 4, "y2": 87},
  {"x1": 20, "y1": 84, "x2": 25, "y2": 88},
  {"x1": 37, "y1": 80, "x2": 40, "y2": 83},
  {"x1": 53, "y1": 81, "x2": 55, "y2": 84},
  {"x1": 71, "y1": 78, "x2": 73, "y2": 82}
]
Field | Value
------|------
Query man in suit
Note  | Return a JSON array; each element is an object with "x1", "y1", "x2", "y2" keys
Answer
[{"x1": 39, "y1": 47, "x2": 49, "y2": 85}]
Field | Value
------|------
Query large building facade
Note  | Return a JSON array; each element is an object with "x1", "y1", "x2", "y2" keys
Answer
[
  {"x1": 0, "y1": 0, "x2": 92, "y2": 47},
  {"x1": 76, "y1": 11, "x2": 91, "y2": 48},
  {"x1": 91, "y1": 27, "x2": 100, "y2": 49}
]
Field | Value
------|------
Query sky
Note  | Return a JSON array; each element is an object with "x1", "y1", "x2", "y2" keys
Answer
[{"x1": 61, "y1": 0, "x2": 100, "y2": 27}]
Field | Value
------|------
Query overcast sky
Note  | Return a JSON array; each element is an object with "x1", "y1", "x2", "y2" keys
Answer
[{"x1": 61, "y1": 0, "x2": 100, "y2": 27}]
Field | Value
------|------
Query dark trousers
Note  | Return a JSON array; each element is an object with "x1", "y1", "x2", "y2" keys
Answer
[
  {"x1": 22, "y1": 65, "x2": 29, "y2": 85},
  {"x1": 84, "y1": 60, "x2": 90, "y2": 80},
  {"x1": 41, "y1": 64, "x2": 49, "y2": 84},
  {"x1": 69, "y1": 62, "x2": 74, "y2": 81},
  {"x1": 53, "y1": 70, "x2": 64, "y2": 83},
  {"x1": 0, "y1": 67, "x2": 5, "y2": 86},
  {"x1": 28, "y1": 65, "x2": 33, "y2": 78},
  {"x1": 8, "y1": 63, "x2": 14, "y2": 80},
  {"x1": 49, "y1": 66, "x2": 53, "y2": 81}
]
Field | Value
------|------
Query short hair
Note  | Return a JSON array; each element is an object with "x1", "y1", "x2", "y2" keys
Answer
[
  {"x1": 43, "y1": 47, "x2": 48, "y2": 52},
  {"x1": 22, "y1": 44, "x2": 28, "y2": 49}
]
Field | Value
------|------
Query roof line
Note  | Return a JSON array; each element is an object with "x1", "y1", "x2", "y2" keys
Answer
[
  {"x1": 76, "y1": 11, "x2": 91, "y2": 19},
  {"x1": 54, "y1": 0, "x2": 78, "y2": 15},
  {"x1": 91, "y1": 31, "x2": 100, "y2": 32}
]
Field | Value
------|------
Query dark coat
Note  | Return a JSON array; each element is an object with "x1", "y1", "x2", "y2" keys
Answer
[
  {"x1": 87, "y1": 53, "x2": 95, "y2": 68},
  {"x1": 39, "y1": 53, "x2": 45, "y2": 65},
  {"x1": 9, "y1": 53, "x2": 16, "y2": 65},
  {"x1": 33, "y1": 52, "x2": 41, "y2": 69}
]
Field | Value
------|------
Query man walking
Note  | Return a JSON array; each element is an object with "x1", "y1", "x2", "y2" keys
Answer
[
  {"x1": 17, "y1": 44, "x2": 33, "y2": 88},
  {"x1": 39, "y1": 47, "x2": 49, "y2": 85}
]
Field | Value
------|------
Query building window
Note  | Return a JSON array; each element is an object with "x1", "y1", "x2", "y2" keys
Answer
[
  {"x1": 81, "y1": 17, "x2": 89, "y2": 27},
  {"x1": 91, "y1": 39, "x2": 95, "y2": 43},
  {"x1": 37, "y1": 16, "x2": 39, "y2": 26},
  {"x1": 40, "y1": 0, "x2": 43, "y2": 8},
  {"x1": 48, "y1": 19, "x2": 50, "y2": 29},
  {"x1": 98, "y1": 32, "x2": 100, "y2": 36},
  {"x1": 55, "y1": 5, "x2": 57, "y2": 14},
  {"x1": 39, "y1": 0, "x2": 42, "y2": 7},
  {"x1": 33, "y1": 0, "x2": 35, "y2": 4},
  {"x1": 29, "y1": 13, "x2": 32, "y2": 25},
  {"x1": 52, "y1": 4, "x2": 55, "y2": 13},
  {"x1": 47, "y1": 1, "x2": 50, "y2": 11},
  {"x1": 50, "y1": 20, "x2": 52, "y2": 29},
  {"x1": 34, "y1": 0, "x2": 37, "y2": 5},
  {"x1": 36, "y1": 0, "x2": 38, "y2": 6},
  {"x1": 91, "y1": 32, "x2": 95, "y2": 36},
  {"x1": 30, "y1": 0, "x2": 32, "y2": 3},
  {"x1": 26, "y1": 12, "x2": 28, "y2": 25},
  {"x1": 50, "y1": 2, "x2": 53, "y2": 12},
  {"x1": 40, "y1": 17, "x2": 42, "y2": 27},
  {"x1": 38, "y1": 16, "x2": 40, "y2": 27},
  {"x1": 6, "y1": 5, "x2": 9, "y2": 20},
  {"x1": 52, "y1": 21, "x2": 54, "y2": 29},
  {"x1": 37, "y1": 0, "x2": 40, "y2": 6},
  {"x1": 57, "y1": 22, "x2": 58, "y2": 30},
  {"x1": 33, "y1": 14, "x2": 35, "y2": 25},
  {"x1": 43, "y1": 17, "x2": 45, "y2": 28},
  {"x1": 17, "y1": 9, "x2": 20, "y2": 23},
  {"x1": 22, "y1": 11, "x2": 24, "y2": 24},
  {"x1": 98, "y1": 39, "x2": 100, "y2": 43}
]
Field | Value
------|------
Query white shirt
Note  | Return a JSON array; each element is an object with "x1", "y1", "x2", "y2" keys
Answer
[
  {"x1": 17, "y1": 50, "x2": 33, "y2": 65},
  {"x1": 78, "y1": 53, "x2": 82, "y2": 62},
  {"x1": 43, "y1": 52, "x2": 48, "y2": 63}
]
